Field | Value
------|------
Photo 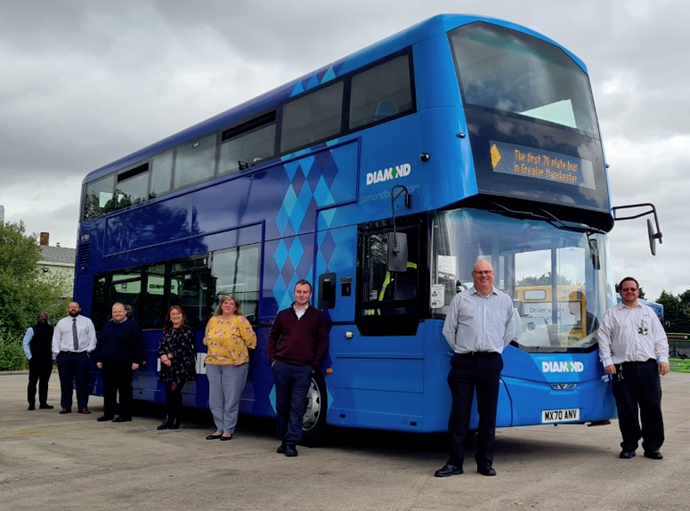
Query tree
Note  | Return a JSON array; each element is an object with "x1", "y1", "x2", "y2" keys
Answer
[
  {"x1": 517, "y1": 273, "x2": 573, "y2": 286},
  {"x1": 656, "y1": 290, "x2": 690, "y2": 333},
  {"x1": 0, "y1": 221, "x2": 69, "y2": 336}
]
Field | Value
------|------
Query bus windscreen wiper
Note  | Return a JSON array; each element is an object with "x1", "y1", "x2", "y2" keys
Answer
[{"x1": 487, "y1": 201, "x2": 606, "y2": 235}]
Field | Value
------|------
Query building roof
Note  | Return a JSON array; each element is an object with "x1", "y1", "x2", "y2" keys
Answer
[{"x1": 40, "y1": 246, "x2": 76, "y2": 266}]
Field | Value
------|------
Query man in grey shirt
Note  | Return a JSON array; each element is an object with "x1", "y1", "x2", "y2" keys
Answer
[{"x1": 435, "y1": 259, "x2": 516, "y2": 477}]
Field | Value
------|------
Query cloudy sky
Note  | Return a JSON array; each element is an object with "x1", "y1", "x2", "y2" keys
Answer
[{"x1": 1, "y1": 0, "x2": 686, "y2": 300}]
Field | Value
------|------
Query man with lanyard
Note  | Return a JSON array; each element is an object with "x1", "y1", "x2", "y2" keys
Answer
[
  {"x1": 598, "y1": 276, "x2": 669, "y2": 460},
  {"x1": 435, "y1": 259, "x2": 516, "y2": 477},
  {"x1": 52, "y1": 302, "x2": 97, "y2": 414},
  {"x1": 268, "y1": 279, "x2": 328, "y2": 458},
  {"x1": 22, "y1": 311, "x2": 55, "y2": 410}
]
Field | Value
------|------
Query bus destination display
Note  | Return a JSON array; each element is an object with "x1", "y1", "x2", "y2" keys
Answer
[{"x1": 490, "y1": 141, "x2": 595, "y2": 190}]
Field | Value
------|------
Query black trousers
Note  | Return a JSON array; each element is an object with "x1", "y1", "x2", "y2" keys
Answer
[
  {"x1": 447, "y1": 352, "x2": 503, "y2": 467},
  {"x1": 612, "y1": 359, "x2": 664, "y2": 452},
  {"x1": 57, "y1": 351, "x2": 90, "y2": 410},
  {"x1": 27, "y1": 357, "x2": 53, "y2": 406},
  {"x1": 102, "y1": 362, "x2": 134, "y2": 419}
]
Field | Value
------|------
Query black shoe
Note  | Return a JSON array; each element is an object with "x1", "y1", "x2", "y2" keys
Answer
[
  {"x1": 477, "y1": 464, "x2": 497, "y2": 476},
  {"x1": 28, "y1": 404, "x2": 35, "y2": 411},
  {"x1": 112, "y1": 416, "x2": 132, "y2": 422},
  {"x1": 643, "y1": 450, "x2": 663, "y2": 460},
  {"x1": 220, "y1": 435, "x2": 233, "y2": 441},
  {"x1": 206, "y1": 434, "x2": 223, "y2": 440},
  {"x1": 39, "y1": 404, "x2": 54, "y2": 409},
  {"x1": 97, "y1": 415, "x2": 114, "y2": 422},
  {"x1": 434, "y1": 463, "x2": 464, "y2": 477},
  {"x1": 171, "y1": 417, "x2": 181, "y2": 430},
  {"x1": 284, "y1": 445, "x2": 298, "y2": 457},
  {"x1": 619, "y1": 450, "x2": 636, "y2": 459},
  {"x1": 276, "y1": 443, "x2": 286, "y2": 454},
  {"x1": 157, "y1": 417, "x2": 173, "y2": 430}
]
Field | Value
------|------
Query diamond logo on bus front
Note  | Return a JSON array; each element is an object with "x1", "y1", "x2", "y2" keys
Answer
[{"x1": 542, "y1": 361, "x2": 585, "y2": 373}]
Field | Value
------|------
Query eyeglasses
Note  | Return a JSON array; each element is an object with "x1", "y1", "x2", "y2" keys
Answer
[
  {"x1": 621, "y1": 287, "x2": 638, "y2": 292},
  {"x1": 473, "y1": 270, "x2": 494, "y2": 275}
]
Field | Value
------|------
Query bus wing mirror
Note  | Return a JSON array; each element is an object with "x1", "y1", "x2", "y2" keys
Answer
[
  {"x1": 612, "y1": 203, "x2": 663, "y2": 256},
  {"x1": 588, "y1": 236, "x2": 601, "y2": 270},
  {"x1": 387, "y1": 232, "x2": 408, "y2": 273},
  {"x1": 647, "y1": 219, "x2": 658, "y2": 256}
]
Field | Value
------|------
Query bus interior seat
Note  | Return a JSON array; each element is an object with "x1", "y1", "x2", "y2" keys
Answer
[
  {"x1": 374, "y1": 100, "x2": 398, "y2": 121},
  {"x1": 392, "y1": 271, "x2": 417, "y2": 301}
]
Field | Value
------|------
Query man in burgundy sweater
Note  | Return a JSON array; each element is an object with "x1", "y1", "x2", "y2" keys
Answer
[{"x1": 268, "y1": 279, "x2": 328, "y2": 457}]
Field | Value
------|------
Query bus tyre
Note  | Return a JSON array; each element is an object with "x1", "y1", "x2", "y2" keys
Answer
[{"x1": 301, "y1": 369, "x2": 328, "y2": 446}]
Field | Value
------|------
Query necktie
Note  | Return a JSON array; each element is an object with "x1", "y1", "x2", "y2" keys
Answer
[{"x1": 72, "y1": 318, "x2": 79, "y2": 351}]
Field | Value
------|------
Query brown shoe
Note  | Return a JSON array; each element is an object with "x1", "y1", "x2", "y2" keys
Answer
[
  {"x1": 78, "y1": 408, "x2": 91, "y2": 414},
  {"x1": 59, "y1": 408, "x2": 71, "y2": 414}
]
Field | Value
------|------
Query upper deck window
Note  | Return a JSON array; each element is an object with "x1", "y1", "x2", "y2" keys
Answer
[
  {"x1": 83, "y1": 175, "x2": 115, "y2": 220},
  {"x1": 220, "y1": 112, "x2": 277, "y2": 175},
  {"x1": 116, "y1": 163, "x2": 148, "y2": 208},
  {"x1": 450, "y1": 23, "x2": 599, "y2": 136},
  {"x1": 150, "y1": 151, "x2": 173, "y2": 198},
  {"x1": 174, "y1": 133, "x2": 217, "y2": 189},
  {"x1": 349, "y1": 55, "x2": 413, "y2": 130},
  {"x1": 281, "y1": 81, "x2": 344, "y2": 153}
]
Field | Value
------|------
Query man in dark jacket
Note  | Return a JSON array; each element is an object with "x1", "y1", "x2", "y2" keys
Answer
[
  {"x1": 22, "y1": 311, "x2": 55, "y2": 410},
  {"x1": 268, "y1": 279, "x2": 328, "y2": 457},
  {"x1": 95, "y1": 302, "x2": 143, "y2": 422}
]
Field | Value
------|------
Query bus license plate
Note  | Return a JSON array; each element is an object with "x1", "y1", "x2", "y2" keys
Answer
[{"x1": 542, "y1": 408, "x2": 580, "y2": 423}]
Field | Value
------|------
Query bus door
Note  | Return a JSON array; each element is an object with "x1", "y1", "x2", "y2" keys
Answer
[{"x1": 317, "y1": 217, "x2": 425, "y2": 430}]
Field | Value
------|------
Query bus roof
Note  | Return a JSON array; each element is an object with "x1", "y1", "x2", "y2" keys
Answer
[{"x1": 83, "y1": 13, "x2": 586, "y2": 186}]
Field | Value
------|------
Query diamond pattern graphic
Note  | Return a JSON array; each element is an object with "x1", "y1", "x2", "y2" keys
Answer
[
  {"x1": 320, "y1": 231, "x2": 336, "y2": 264},
  {"x1": 288, "y1": 238, "x2": 304, "y2": 269},
  {"x1": 301, "y1": 156, "x2": 315, "y2": 176},
  {"x1": 291, "y1": 164, "x2": 306, "y2": 196},
  {"x1": 270, "y1": 142, "x2": 354, "y2": 311},
  {"x1": 306, "y1": 73, "x2": 320, "y2": 90},
  {"x1": 314, "y1": 176, "x2": 335, "y2": 207},
  {"x1": 274, "y1": 240, "x2": 288, "y2": 270}
]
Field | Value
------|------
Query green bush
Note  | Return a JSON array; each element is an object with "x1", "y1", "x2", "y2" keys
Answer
[{"x1": 0, "y1": 330, "x2": 27, "y2": 371}]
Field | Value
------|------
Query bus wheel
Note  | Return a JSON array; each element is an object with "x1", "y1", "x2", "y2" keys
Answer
[{"x1": 301, "y1": 370, "x2": 328, "y2": 446}]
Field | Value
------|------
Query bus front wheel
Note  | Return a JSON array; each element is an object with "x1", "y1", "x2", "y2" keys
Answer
[{"x1": 301, "y1": 370, "x2": 328, "y2": 446}]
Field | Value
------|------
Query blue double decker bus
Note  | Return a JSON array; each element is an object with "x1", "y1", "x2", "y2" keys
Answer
[{"x1": 75, "y1": 14, "x2": 662, "y2": 443}]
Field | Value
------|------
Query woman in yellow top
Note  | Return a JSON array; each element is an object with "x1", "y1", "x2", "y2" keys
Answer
[{"x1": 203, "y1": 294, "x2": 257, "y2": 440}]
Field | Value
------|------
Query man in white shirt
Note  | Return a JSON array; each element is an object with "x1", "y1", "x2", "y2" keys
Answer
[
  {"x1": 598, "y1": 277, "x2": 669, "y2": 460},
  {"x1": 52, "y1": 302, "x2": 97, "y2": 414},
  {"x1": 435, "y1": 259, "x2": 516, "y2": 477}
]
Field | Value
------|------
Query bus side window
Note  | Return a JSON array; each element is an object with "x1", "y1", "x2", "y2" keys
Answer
[
  {"x1": 357, "y1": 224, "x2": 422, "y2": 336},
  {"x1": 362, "y1": 227, "x2": 419, "y2": 311}
]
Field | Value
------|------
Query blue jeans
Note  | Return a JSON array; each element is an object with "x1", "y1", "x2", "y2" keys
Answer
[
  {"x1": 273, "y1": 360, "x2": 312, "y2": 446},
  {"x1": 206, "y1": 363, "x2": 249, "y2": 434}
]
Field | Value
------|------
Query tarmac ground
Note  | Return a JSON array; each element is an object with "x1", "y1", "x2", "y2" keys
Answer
[{"x1": 1, "y1": 371, "x2": 689, "y2": 511}]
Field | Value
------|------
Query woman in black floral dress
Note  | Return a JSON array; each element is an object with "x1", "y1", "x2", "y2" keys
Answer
[{"x1": 157, "y1": 306, "x2": 196, "y2": 429}]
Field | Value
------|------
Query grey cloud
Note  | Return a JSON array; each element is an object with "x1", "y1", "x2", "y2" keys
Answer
[{"x1": 0, "y1": 0, "x2": 687, "y2": 302}]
